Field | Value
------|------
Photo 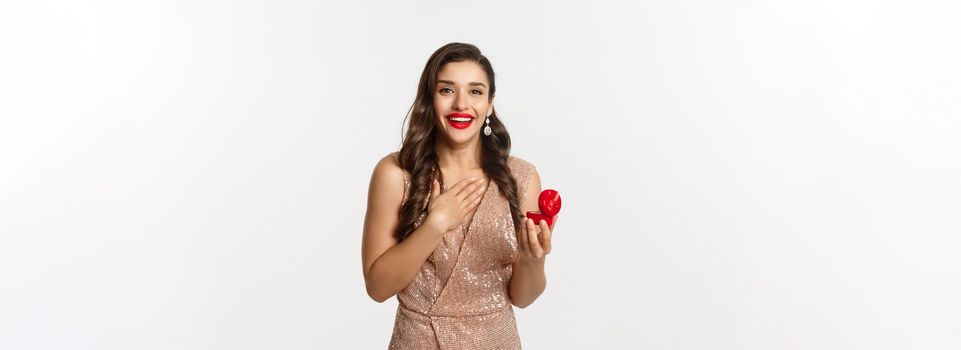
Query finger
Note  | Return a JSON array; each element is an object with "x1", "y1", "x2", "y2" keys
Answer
[
  {"x1": 464, "y1": 183, "x2": 487, "y2": 205},
  {"x1": 519, "y1": 218, "x2": 531, "y2": 252},
  {"x1": 528, "y1": 219, "x2": 543, "y2": 257},
  {"x1": 456, "y1": 184, "x2": 480, "y2": 203},
  {"x1": 538, "y1": 219, "x2": 552, "y2": 253},
  {"x1": 455, "y1": 178, "x2": 482, "y2": 198},
  {"x1": 459, "y1": 186, "x2": 483, "y2": 211},
  {"x1": 448, "y1": 177, "x2": 474, "y2": 195},
  {"x1": 465, "y1": 189, "x2": 484, "y2": 212}
]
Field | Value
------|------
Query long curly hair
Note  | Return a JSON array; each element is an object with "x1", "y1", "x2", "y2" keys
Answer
[{"x1": 395, "y1": 42, "x2": 522, "y2": 241}]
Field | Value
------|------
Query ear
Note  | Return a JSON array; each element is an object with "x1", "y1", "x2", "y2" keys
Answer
[{"x1": 487, "y1": 97, "x2": 495, "y2": 117}]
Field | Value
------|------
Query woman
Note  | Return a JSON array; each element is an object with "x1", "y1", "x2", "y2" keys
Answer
[{"x1": 361, "y1": 42, "x2": 558, "y2": 349}]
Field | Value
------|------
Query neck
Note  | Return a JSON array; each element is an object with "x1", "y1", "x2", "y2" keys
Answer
[{"x1": 435, "y1": 137, "x2": 483, "y2": 170}]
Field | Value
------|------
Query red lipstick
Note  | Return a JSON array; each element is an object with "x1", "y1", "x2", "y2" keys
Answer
[{"x1": 446, "y1": 112, "x2": 474, "y2": 129}]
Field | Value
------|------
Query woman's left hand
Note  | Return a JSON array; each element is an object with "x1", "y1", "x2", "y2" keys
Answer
[{"x1": 517, "y1": 215, "x2": 557, "y2": 264}]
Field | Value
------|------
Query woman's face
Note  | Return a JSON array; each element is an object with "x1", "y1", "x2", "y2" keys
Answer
[{"x1": 433, "y1": 61, "x2": 494, "y2": 145}]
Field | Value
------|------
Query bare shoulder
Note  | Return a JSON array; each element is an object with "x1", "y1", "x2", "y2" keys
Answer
[
  {"x1": 363, "y1": 153, "x2": 407, "y2": 278},
  {"x1": 373, "y1": 152, "x2": 404, "y2": 179},
  {"x1": 364, "y1": 153, "x2": 405, "y2": 245},
  {"x1": 369, "y1": 152, "x2": 407, "y2": 205}
]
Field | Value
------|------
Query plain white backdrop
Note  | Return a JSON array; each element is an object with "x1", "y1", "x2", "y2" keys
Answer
[{"x1": 1, "y1": 0, "x2": 959, "y2": 349}]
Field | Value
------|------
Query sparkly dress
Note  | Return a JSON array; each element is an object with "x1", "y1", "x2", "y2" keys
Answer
[{"x1": 387, "y1": 152, "x2": 537, "y2": 349}]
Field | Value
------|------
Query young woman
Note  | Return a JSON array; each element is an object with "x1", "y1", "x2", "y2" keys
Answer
[{"x1": 361, "y1": 42, "x2": 557, "y2": 349}]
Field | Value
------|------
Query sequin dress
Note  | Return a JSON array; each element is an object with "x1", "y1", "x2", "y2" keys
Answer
[{"x1": 386, "y1": 152, "x2": 537, "y2": 349}]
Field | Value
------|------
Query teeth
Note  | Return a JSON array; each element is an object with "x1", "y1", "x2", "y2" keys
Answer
[{"x1": 450, "y1": 117, "x2": 472, "y2": 122}]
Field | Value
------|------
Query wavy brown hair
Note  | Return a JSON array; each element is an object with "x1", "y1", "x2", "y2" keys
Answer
[{"x1": 395, "y1": 42, "x2": 522, "y2": 241}]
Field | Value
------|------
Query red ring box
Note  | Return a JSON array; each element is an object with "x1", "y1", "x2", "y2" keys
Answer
[{"x1": 526, "y1": 189, "x2": 561, "y2": 226}]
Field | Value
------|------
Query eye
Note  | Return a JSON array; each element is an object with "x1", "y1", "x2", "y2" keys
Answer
[
  {"x1": 471, "y1": 89, "x2": 484, "y2": 95},
  {"x1": 439, "y1": 87, "x2": 453, "y2": 94}
]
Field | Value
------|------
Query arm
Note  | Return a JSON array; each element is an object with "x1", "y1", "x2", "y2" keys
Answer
[
  {"x1": 361, "y1": 156, "x2": 486, "y2": 302},
  {"x1": 361, "y1": 156, "x2": 443, "y2": 302},
  {"x1": 509, "y1": 168, "x2": 556, "y2": 308}
]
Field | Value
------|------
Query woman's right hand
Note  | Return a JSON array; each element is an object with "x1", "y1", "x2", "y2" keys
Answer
[{"x1": 425, "y1": 177, "x2": 487, "y2": 233}]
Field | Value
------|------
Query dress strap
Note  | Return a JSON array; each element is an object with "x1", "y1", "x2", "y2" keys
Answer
[{"x1": 508, "y1": 156, "x2": 537, "y2": 204}]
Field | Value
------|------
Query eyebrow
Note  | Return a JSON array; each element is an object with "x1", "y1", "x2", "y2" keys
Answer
[{"x1": 436, "y1": 80, "x2": 487, "y2": 88}]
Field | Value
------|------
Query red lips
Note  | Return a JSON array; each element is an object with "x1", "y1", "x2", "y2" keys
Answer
[
  {"x1": 526, "y1": 189, "x2": 561, "y2": 226},
  {"x1": 446, "y1": 112, "x2": 474, "y2": 129}
]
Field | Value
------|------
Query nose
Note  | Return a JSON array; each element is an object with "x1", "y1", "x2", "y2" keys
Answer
[{"x1": 453, "y1": 90, "x2": 469, "y2": 111}]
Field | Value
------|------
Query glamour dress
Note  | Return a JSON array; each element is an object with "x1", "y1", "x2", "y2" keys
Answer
[{"x1": 387, "y1": 152, "x2": 537, "y2": 349}]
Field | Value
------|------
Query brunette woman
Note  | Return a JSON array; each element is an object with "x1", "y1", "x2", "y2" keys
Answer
[{"x1": 362, "y1": 42, "x2": 557, "y2": 349}]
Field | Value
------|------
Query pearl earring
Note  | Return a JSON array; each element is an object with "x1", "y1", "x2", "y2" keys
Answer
[{"x1": 483, "y1": 116, "x2": 492, "y2": 136}]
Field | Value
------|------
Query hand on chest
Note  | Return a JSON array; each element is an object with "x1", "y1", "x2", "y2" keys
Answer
[{"x1": 440, "y1": 170, "x2": 491, "y2": 227}]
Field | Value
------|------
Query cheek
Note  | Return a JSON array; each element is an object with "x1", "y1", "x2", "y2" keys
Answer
[
  {"x1": 431, "y1": 102, "x2": 442, "y2": 121},
  {"x1": 433, "y1": 96, "x2": 448, "y2": 112}
]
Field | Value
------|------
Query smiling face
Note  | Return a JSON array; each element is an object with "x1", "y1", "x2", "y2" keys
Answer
[{"x1": 433, "y1": 60, "x2": 494, "y2": 145}]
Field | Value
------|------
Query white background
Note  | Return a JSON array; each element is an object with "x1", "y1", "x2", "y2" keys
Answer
[{"x1": 2, "y1": 0, "x2": 959, "y2": 349}]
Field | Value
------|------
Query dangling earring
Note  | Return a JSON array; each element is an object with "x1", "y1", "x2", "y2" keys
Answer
[{"x1": 484, "y1": 116, "x2": 492, "y2": 136}]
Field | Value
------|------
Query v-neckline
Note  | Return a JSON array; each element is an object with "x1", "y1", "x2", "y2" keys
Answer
[{"x1": 429, "y1": 177, "x2": 496, "y2": 311}]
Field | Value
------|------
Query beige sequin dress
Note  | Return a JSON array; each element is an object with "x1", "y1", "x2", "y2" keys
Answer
[{"x1": 387, "y1": 152, "x2": 537, "y2": 349}]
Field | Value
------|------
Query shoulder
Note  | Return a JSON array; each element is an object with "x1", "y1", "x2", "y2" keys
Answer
[
  {"x1": 374, "y1": 152, "x2": 405, "y2": 178},
  {"x1": 370, "y1": 152, "x2": 407, "y2": 201},
  {"x1": 507, "y1": 154, "x2": 537, "y2": 177},
  {"x1": 507, "y1": 155, "x2": 540, "y2": 201}
]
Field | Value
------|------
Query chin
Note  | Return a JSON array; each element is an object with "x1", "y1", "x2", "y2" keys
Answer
[{"x1": 443, "y1": 130, "x2": 477, "y2": 144}]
